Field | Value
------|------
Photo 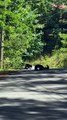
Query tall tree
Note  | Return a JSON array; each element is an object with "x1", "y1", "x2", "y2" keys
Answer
[
  {"x1": 0, "y1": 0, "x2": 42, "y2": 68},
  {"x1": 0, "y1": 0, "x2": 11, "y2": 68}
]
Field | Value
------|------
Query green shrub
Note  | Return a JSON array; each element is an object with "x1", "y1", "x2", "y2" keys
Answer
[{"x1": 4, "y1": 57, "x2": 23, "y2": 70}]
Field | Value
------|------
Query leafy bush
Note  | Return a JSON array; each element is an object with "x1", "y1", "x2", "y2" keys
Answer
[{"x1": 4, "y1": 56, "x2": 23, "y2": 69}]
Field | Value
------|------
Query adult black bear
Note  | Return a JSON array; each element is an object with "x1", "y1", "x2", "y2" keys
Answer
[
  {"x1": 35, "y1": 64, "x2": 49, "y2": 71},
  {"x1": 24, "y1": 64, "x2": 32, "y2": 69}
]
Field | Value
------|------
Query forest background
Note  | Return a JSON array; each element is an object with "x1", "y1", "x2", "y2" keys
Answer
[{"x1": 0, "y1": 0, "x2": 67, "y2": 70}]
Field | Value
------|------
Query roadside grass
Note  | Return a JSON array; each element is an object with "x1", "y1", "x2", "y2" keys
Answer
[
  {"x1": 0, "y1": 49, "x2": 67, "y2": 71},
  {"x1": 29, "y1": 50, "x2": 67, "y2": 68}
]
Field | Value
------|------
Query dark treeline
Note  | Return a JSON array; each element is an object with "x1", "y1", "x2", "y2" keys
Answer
[{"x1": 0, "y1": 0, "x2": 67, "y2": 69}]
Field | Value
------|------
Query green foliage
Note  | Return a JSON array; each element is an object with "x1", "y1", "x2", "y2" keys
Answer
[
  {"x1": 52, "y1": 49, "x2": 67, "y2": 68},
  {"x1": 59, "y1": 33, "x2": 67, "y2": 47},
  {"x1": 31, "y1": 49, "x2": 67, "y2": 68},
  {"x1": 22, "y1": 33, "x2": 44, "y2": 60},
  {"x1": 4, "y1": 55, "x2": 23, "y2": 69},
  {"x1": 0, "y1": 0, "x2": 43, "y2": 69},
  {"x1": 0, "y1": 0, "x2": 67, "y2": 69}
]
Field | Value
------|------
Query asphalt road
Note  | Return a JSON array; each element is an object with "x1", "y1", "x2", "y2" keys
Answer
[{"x1": 0, "y1": 69, "x2": 67, "y2": 120}]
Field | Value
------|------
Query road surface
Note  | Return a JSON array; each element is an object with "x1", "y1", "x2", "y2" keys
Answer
[{"x1": 0, "y1": 69, "x2": 67, "y2": 120}]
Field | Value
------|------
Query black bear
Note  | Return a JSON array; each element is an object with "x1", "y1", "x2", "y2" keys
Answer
[
  {"x1": 24, "y1": 64, "x2": 32, "y2": 69},
  {"x1": 35, "y1": 64, "x2": 49, "y2": 71}
]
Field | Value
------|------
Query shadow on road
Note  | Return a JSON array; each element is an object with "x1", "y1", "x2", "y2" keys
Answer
[
  {"x1": 0, "y1": 98, "x2": 67, "y2": 120},
  {"x1": 0, "y1": 69, "x2": 67, "y2": 120},
  {"x1": 0, "y1": 70, "x2": 67, "y2": 93}
]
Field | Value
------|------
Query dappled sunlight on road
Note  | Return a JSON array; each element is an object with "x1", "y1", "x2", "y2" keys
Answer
[
  {"x1": 0, "y1": 69, "x2": 67, "y2": 120},
  {"x1": 0, "y1": 98, "x2": 67, "y2": 120}
]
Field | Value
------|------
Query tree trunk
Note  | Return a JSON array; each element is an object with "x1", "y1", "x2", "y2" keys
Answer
[{"x1": 0, "y1": 30, "x2": 4, "y2": 69}]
